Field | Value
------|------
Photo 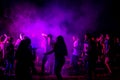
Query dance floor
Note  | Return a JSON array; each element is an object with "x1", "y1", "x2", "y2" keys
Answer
[{"x1": 0, "y1": 59, "x2": 120, "y2": 80}]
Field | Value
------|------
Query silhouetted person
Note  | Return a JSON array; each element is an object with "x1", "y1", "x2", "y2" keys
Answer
[
  {"x1": 5, "y1": 37, "x2": 14, "y2": 74},
  {"x1": 88, "y1": 36, "x2": 97, "y2": 80},
  {"x1": 45, "y1": 36, "x2": 68, "y2": 80},
  {"x1": 15, "y1": 38, "x2": 34, "y2": 80}
]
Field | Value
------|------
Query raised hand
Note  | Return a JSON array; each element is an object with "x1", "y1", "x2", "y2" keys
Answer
[{"x1": 4, "y1": 34, "x2": 7, "y2": 37}]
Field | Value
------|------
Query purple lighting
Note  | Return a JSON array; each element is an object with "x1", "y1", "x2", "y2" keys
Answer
[{"x1": 5, "y1": 1, "x2": 105, "y2": 58}]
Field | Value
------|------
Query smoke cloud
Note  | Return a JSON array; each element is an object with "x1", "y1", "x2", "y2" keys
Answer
[{"x1": 6, "y1": 0, "x2": 104, "y2": 57}]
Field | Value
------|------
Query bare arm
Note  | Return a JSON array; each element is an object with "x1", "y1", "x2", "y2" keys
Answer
[
  {"x1": 3, "y1": 34, "x2": 8, "y2": 43},
  {"x1": 45, "y1": 50, "x2": 54, "y2": 55}
]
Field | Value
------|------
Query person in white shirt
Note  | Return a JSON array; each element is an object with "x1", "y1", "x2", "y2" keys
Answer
[{"x1": 71, "y1": 35, "x2": 80, "y2": 75}]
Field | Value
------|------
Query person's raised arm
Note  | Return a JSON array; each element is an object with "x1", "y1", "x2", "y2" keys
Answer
[{"x1": 3, "y1": 34, "x2": 8, "y2": 43}]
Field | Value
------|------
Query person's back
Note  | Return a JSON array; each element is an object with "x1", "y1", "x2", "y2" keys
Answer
[
  {"x1": 54, "y1": 39, "x2": 67, "y2": 59},
  {"x1": 15, "y1": 38, "x2": 33, "y2": 80},
  {"x1": 6, "y1": 43, "x2": 14, "y2": 59},
  {"x1": 54, "y1": 36, "x2": 68, "y2": 80}
]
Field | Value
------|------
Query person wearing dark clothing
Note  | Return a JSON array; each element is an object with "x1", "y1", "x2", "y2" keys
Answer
[
  {"x1": 88, "y1": 36, "x2": 97, "y2": 80},
  {"x1": 15, "y1": 38, "x2": 34, "y2": 80},
  {"x1": 5, "y1": 37, "x2": 14, "y2": 74},
  {"x1": 114, "y1": 37, "x2": 120, "y2": 54},
  {"x1": 45, "y1": 36, "x2": 68, "y2": 80}
]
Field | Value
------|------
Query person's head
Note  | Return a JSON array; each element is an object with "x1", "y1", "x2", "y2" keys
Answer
[
  {"x1": 99, "y1": 34, "x2": 104, "y2": 39},
  {"x1": 8, "y1": 37, "x2": 14, "y2": 43},
  {"x1": 116, "y1": 37, "x2": 119, "y2": 43},
  {"x1": 17, "y1": 37, "x2": 31, "y2": 52},
  {"x1": 105, "y1": 34, "x2": 110, "y2": 40},
  {"x1": 91, "y1": 36, "x2": 95, "y2": 41},
  {"x1": 48, "y1": 34, "x2": 53, "y2": 39},
  {"x1": 56, "y1": 36, "x2": 65, "y2": 44},
  {"x1": 47, "y1": 34, "x2": 53, "y2": 44},
  {"x1": 84, "y1": 33, "x2": 89, "y2": 40},
  {"x1": 72, "y1": 35, "x2": 78, "y2": 42},
  {"x1": 23, "y1": 38, "x2": 31, "y2": 48}
]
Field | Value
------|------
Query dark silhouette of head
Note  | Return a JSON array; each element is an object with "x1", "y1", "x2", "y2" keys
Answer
[
  {"x1": 8, "y1": 37, "x2": 14, "y2": 43},
  {"x1": 48, "y1": 34, "x2": 53, "y2": 39},
  {"x1": 56, "y1": 36, "x2": 65, "y2": 44}
]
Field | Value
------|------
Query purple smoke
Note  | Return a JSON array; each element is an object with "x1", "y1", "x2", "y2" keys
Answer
[{"x1": 6, "y1": 1, "x2": 104, "y2": 58}]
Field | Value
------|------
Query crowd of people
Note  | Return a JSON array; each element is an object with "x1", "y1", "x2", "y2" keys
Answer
[{"x1": 0, "y1": 33, "x2": 120, "y2": 80}]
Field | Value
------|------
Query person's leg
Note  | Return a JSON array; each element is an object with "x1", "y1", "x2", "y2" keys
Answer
[
  {"x1": 105, "y1": 57, "x2": 112, "y2": 73},
  {"x1": 72, "y1": 55, "x2": 78, "y2": 74},
  {"x1": 88, "y1": 63, "x2": 92, "y2": 80},
  {"x1": 41, "y1": 55, "x2": 48, "y2": 74},
  {"x1": 55, "y1": 60, "x2": 65, "y2": 80},
  {"x1": 74, "y1": 56, "x2": 79, "y2": 74}
]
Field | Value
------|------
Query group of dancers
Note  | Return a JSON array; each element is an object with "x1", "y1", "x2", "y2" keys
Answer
[
  {"x1": 71, "y1": 33, "x2": 112, "y2": 75},
  {"x1": 0, "y1": 32, "x2": 120, "y2": 80},
  {"x1": 0, "y1": 33, "x2": 68, "y2": 80}
]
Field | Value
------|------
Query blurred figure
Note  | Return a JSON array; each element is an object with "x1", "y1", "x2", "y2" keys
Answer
[
  {"x1": 0, "y1": 34, "x2": 8, "y2": 63},
  {"x1": 96, "y1": 34, "x2": 104, "y2": 62},
  {"x1": 15, "y1": 33, "x2": 25, "y2": 50},
  {"x1": 83, "y1": 33, "x2": 89, "y2": 57},
  {"x1": 15, "y1": 38, "x2": 34, "y2": 80},
  {"x1": 71, "y1": 35, "x2": 80, "y2": 75},
  {"x1": 114, "y1": 37, "x2": 120, "y2": 54},
  {"x1": 5, "y1": 37, "x2": 15, "y2": 74},
  {"x1": 103, "y1": 34, "x2": 112, "y2": 74},
  {"x1": 113, "y1": 37, "x2": 120, "y2": 68},
  {"x1": 41, "y1": 34, "x2": 54, "y2": 75},
  {"x1": 88, "y1": 36, "x2": 97, "y2": 80},
  {"x1": 45, "y1": 36, "x2": 68, "y2": 80},
  {"x1": 82, "y1": 33, "x2": 90, "y2": 73}
]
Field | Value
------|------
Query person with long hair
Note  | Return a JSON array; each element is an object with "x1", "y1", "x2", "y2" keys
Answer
[
  {"x1": 45, "y1": 35, "x2": 68, "y2": 80},
  {"x1": 15, "y1": 38, "x2": 34, "y2": 80}
]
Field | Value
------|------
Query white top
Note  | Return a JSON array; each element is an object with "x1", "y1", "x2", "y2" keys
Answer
[
  {"x1": 73, "y1": 40, "x2": 79, "y2": 56},
  {"x1": 83, "y1": 43, "x2": 89, "y2": 53}
]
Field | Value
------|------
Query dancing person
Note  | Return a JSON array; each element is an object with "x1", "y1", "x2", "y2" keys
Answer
[
  {"x1": 5, "y1": 37, "x2": 15, "y2": 74},
  {"x1": 15, "y1": 38, "x2": 35, "y2": 80},
  {"x1": 41, "y1": 34, "x2": 54, "y2": 75},
  {"x1": 82, "y1": 33, "x2": 90, "y2": 73},
  {"x1": 0, "y1": 34, "x2": 8, "y2": 63},
  {"x1": 71, "y1": 35, "x2": 80, "y2": 75},
  {"x1": 96, "y1": 34, "x2": 104, "y2": 63},
  {"x1": 88, "y1": 36, "x2": 97, "y2": 80},
  {"x1": 45, "y1": 36, "x2": 68, "y2": 80},
  {"x1": 103, "y1": 34, "x2": 112, "y2": 74}
]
